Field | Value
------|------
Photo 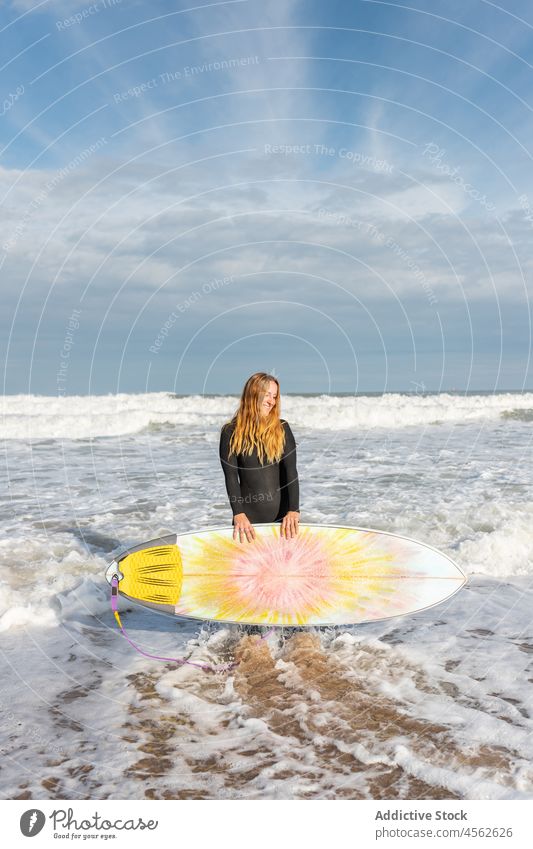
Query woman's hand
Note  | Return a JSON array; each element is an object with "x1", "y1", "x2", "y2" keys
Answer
[
  {"x1": 281, "y1": 510, "x2": 300, "y2": 539},
  {"x1": 233, "y1": 512, "x2": 256, "y2": 543}
]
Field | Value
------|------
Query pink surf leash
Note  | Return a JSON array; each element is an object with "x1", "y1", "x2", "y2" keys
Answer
[{"x1": 110, "y1": 575, "x2": 274, "y2": 673}]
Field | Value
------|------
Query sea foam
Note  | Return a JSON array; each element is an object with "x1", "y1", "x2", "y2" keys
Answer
[{"x1": 2, "y1": 391, "x2": 533, "y2": 439}]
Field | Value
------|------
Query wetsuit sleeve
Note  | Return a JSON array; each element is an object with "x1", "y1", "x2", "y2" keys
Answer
[
  {"x1": 281, "y1": 421, "x2": 300, "y2": 512},
  {"x1": 219, "y1": 425, "x2": 244, "y2": 516}
]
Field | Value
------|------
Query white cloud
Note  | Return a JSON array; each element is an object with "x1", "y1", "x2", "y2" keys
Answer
[{"x1": 1, "y1": 147, "x2": 531, "y2": 316}]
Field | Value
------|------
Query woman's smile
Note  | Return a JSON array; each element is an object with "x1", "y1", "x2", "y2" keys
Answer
[{"x1": 261, "y1": 381, "x2": 277, "y2": 415}]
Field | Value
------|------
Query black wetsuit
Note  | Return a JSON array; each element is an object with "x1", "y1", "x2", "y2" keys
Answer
[{"x1": 219, "y1": 419, "x2": 300, "y2": 523}]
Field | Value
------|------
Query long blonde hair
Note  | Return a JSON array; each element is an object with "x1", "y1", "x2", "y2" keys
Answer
[{"x1": 225, "y1": 372, "x2": 285, "y2": 464}]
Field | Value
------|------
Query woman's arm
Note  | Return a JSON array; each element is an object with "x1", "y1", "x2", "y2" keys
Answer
[
  {"x1": 219, "y1": 424, "x2": 244, "y2": 516},
  {"x1": 281, "y1": 421, "x2": 300, "y2": 512},
  {"x1": 219, "y1": 424, "x2": 256, "y2": 542},
  {"x1": 280, "y1": 421, "x2": 300, "y2": 538}
]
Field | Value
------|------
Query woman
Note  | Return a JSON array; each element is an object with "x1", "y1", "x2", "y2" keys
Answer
[{"x1": 219, "y1": 372, "x2": 300, "y2": 543}]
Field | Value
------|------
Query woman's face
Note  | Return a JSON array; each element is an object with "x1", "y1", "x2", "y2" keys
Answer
[{"x1": 260, "y1": 380, "x2": 278, "y2": 417}]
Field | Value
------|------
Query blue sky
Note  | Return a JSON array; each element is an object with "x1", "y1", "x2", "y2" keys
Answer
[{"x1": 1, "y1": 0, "x2": 533, "y2": 394}]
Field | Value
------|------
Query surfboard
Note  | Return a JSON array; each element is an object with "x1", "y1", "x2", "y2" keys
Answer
[{"x1": 105, "y1": 523, "x2": 466, "y2": 627}]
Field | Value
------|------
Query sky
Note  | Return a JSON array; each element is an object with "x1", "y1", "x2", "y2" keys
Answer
[{"x1": 1, "y1": 0, "x2": 533, "y2": 395}]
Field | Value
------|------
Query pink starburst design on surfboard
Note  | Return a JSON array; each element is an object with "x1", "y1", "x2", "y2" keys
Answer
[
  {"x1": 228, "y1": 532, "x2": 336, "y2": 618},
  {"x1": 178, "y1": 525, "x2": 427, "y2": 625}
]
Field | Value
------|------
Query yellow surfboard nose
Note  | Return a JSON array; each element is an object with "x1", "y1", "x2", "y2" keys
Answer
[{"x1": 119, "y1": 545, "x2": 183, "y2": 605}]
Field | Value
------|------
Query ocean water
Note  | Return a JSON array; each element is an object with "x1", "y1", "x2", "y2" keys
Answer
[{"x1": 1, "y1": 391, "x2": 533, "y2": 800}]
